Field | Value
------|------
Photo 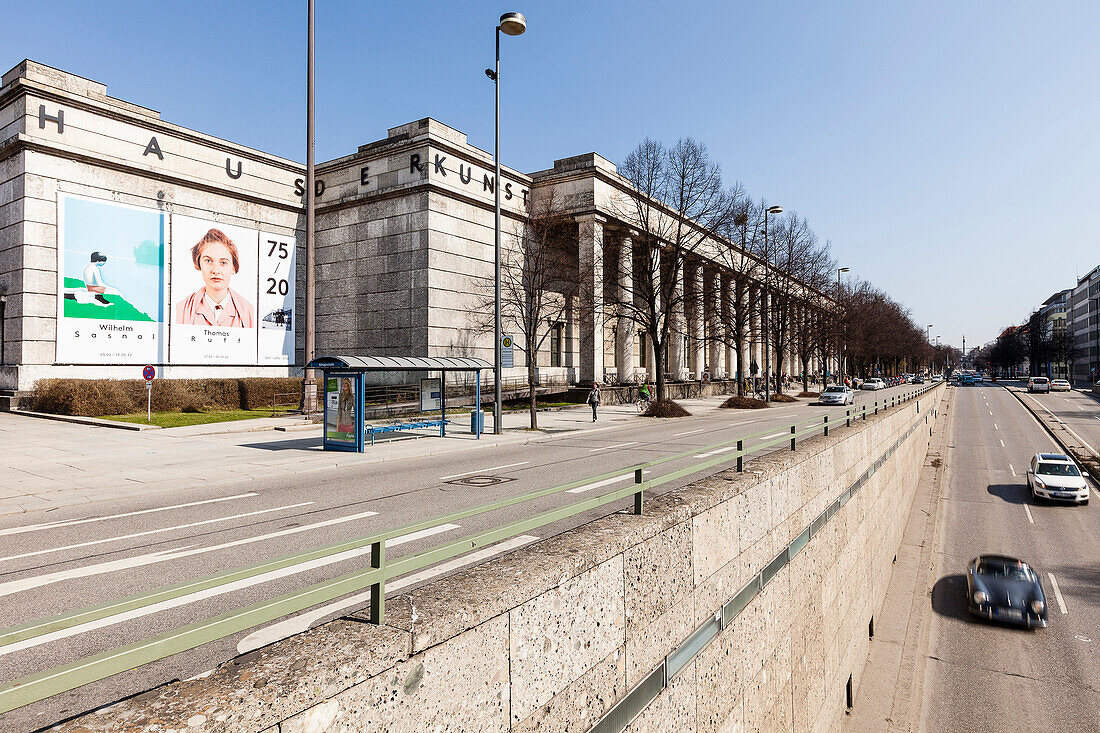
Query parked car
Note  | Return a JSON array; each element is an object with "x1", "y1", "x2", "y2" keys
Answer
[
  {"x1": 966, "y1": 555, "x2": 1048, "y2": 628},
  {"x1": 861, "y1": 378, "x2": 885, "y2": 390},
  {"x1": 1050, "y1": 379, "x2": 1071, "y2": 392},
  {"x1": 913, "y1": 375, "x2": 925, "y2": 384},
  {"x1": 820, "y1": 385, "x2": 855, "y2": 405},
  {"x1": 1026, "y1": 452, "x2": 1090, "y2": 504},
  {"x1": 1027, "y1": 377, "x2": 1050, "y2": 393}
]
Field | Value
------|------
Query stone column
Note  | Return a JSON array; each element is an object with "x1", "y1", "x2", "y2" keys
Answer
[
  {"x1": 689, "y1": 262, "x2": 705, "y2": 378},
  {"x1": 645, "y1": 242, "x2": 660, "y2": 382},
  {"x1": 615, "y1": 234, "x2": 635, "y2": 383},
  {"x1": 577, "y1": 215, "x2": 605, "y2": 384},
  {"x1": 706, "y1": 268, "x2": 722, "y2": 378},
  {"x1": 667, "y1": 257, "x2": 687, "y2": 381},
  {"x1": 748, "y1": 283, "x2": 761, "y2": 381},
  {"x1": 723, "y1": 274, "x2": 735, "y2": 380}
]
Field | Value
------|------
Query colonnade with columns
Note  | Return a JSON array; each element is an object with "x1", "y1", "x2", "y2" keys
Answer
[{"x1": 574, "y1": 216, "x2": 835, "y2": 386}]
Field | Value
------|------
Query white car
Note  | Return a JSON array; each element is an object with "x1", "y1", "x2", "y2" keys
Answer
[
  {"x1": 1050, "y1": 379, "x2": 1071, "y2": 392},
  {"x1": 861, "y1": 378, "x2": 885, "y2": 391},
  {"x1": 1027, "y1": 377, "x2": 1050, "y2": 393},
  {"x1": 1027, "y1": 453, "x2": 1089, "y2": 504},
  {"x1": 819, "y1": 385, "x2": 854, "y2": 405}
]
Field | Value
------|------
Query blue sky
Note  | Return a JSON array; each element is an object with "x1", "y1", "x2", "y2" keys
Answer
[{"x1": 15, "y1": 1, "x2": 1100, "y2": 347}]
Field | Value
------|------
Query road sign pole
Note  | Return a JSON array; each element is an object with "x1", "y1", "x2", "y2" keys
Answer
[{"x1": 146, "y1": 381, "x2": 152, "y2": 422}]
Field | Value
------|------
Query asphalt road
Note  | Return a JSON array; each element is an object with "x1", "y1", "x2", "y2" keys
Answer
[
  {"x1": 0, "y1": 382, "x2": 922, "y2": 730},
  {"x1": 920, "y1": 383, "x2": 1100, "y2": 732},
  {"x1": 1022, "y1": 386, "x2": 1100, "y2": 456}
]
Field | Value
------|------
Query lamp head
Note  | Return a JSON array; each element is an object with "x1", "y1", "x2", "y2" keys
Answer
[
  {"x1": 839, "y1": 267, "x2": 850, "y2": 273},
  {"x1": 499, "y1": 12, "x2": 527, "y2": 35},
  {"x1": 485, "y1": 68, "x2": 497, "y2": 81},
  {"x1": 766, "y1": 205, "x2": 783, "y2": 214}
]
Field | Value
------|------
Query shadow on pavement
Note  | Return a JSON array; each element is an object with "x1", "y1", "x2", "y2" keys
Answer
[
  {"x1": 986, "y1": 482, "x2": 1030, "y2": 505},
  {"x1": 1048, "y1": 562, "x2": 1100, "y2": 590},
  {"x1": 240, "y1": 437, "x2": 323, "y2": 451},
  {"x1": 931, "y1": 574, "x2": 972, "y2": 622}
]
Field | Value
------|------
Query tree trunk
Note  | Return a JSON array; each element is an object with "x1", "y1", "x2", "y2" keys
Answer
[
  {"x1": 734, "y1": 343, "x2": 744, "y2": 396},
  {"x1": 800, "y1": 354, "x2": 810, "y2": 392},
  {"x1": 654, "y1": 339, "x2": 666, "y2": 401},
  {"x1": 527, "y1": 356, "x2": 538, "y2": 430},
  {"x1": 774, "y1": 345, "x2": 785, "y2": 394}
]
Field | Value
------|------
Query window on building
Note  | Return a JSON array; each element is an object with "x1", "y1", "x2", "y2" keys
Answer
[
  {"x1": 550, "y1": 322, "x2": 563, "y2": 367},
  {"x1": 638, "y1": 332, "x2": 647, "y2": 368}
]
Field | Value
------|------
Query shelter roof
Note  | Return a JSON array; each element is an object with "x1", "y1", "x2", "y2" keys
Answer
[{"x1": 306, "y1": 355, "x2": 491, "y2": 371}]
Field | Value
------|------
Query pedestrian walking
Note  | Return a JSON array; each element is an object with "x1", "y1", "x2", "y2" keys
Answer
[{"x1": 587, "y1": 382, "x2": 601, "y2": 421}]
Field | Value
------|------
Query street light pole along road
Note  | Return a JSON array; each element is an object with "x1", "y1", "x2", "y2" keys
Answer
[
  {"x1": 836, "y1": 266, "x2": 849, "y2": 385},
  {"x1": 488, "y1": 12, "x2": 527, "y2": 434},
  {"x1": 762, "y1": 205, "x2": 782, "y2": 401}
]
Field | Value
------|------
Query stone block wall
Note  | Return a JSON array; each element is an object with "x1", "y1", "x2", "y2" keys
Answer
[{"x1": 57, "y1": 388, "x2": 942, "y2": 733}]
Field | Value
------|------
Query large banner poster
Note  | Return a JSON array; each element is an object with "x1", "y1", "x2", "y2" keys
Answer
[
  {"x1": 56, "y1": 195, "x2": 168, "y2": 364},
  {"x1": 169, "y1": 215, "x2": 259, "y2": 364},
  {"x1": 257, "y1": 231, "x2": 295, "y2": 365}
]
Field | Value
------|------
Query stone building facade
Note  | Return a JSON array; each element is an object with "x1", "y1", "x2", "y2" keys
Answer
[{"x1": 1, "y1": 60, "x2": 832, "y2": 395}]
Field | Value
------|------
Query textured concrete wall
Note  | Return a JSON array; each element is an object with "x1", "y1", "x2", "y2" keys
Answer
[{"x1": 60, "y1": 385, "x2": 942, "y2": 733}]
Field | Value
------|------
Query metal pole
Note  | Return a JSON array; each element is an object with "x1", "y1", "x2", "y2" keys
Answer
[
  {"x1": 493, "y1": 26, "x2": 503, "y2": 434},
  {"x1": 763, "y1": 208, "x2": 771, "y2": 402},
  {"x1": 303, "y1": 0, "x2": 317, "y2": 413},
  {"x1": 837, "y1": 269, "x2": 842, "y2": 385}
]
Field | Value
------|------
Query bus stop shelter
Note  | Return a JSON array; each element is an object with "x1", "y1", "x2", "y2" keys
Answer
[{"x1": 306, "y1": 355, "x2": 493, "y2": 452}]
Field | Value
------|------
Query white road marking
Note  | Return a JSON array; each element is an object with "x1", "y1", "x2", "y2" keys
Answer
[
  {"x1": 567, "y1": 472, "x2": 641, "y2": 494},
  {"x1": 589, "y1": 442, "x2": 639, "y2": 452},
  {"x1": 694, "y1": 445, "x2": 738, "y2": 459},
  {"x1": 1024, "y1": 504, "x2": 1034, "y2": 524},
  {"x1": 759, "y1": 431, "x2": 789, "y2": 440},
  {"x1": 439, "y1": 462, "x2": 529, "y2": 481},
  {"x1": 0, "y1": 523, "x2": 462, "y2": 658},
  {"x1": 235, "y1": 534, "x2": 538, "y2": 654},
  {"x1": 989, "y1": 411, "x2": 994, "y2": 416},
  {"x1": 993, "y1": 423, "x2": 998, "y2": 430},
  {"x1": 0, "y1": 493, "x2": 260, "y2": 537},
  {"x1": 673, "y1": 428, "x2": 706, "y2": 437},
  {"x1": 1048, "y1": 572, "x2": 1068, "y2": 614},
  {"x1": 999, "y1": 440, "x2": 1005, "y2": 448},
  {"x1": 0, "y1": 502, "x2": 315, "y2": 563},
  {"x1": 0, "y1": 510, "x2": 382, "y2": 598},
  {"x1": 1009, "y1": 464, "x2": 1016, "y2": 477}
]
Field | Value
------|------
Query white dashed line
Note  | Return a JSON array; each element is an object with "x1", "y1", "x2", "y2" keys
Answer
[
  {"x1": 589, "y1": 442, "x2": 639, "y2": 452},
  {"x1": 759, "y1": 431, "x2": 788, "y2": 440},
  {"x1": 694, "y1": 445, "x2": 738, "y2": 459},
  {"x1": 994, "y1": 423, "x2": 999, "y2": 430},
  {"x1": 989, "y1": 411, "x2": 994, "y2": 416},
  {"x1": 439, "y1": 462, "x2": 529, "y2": 481},
  {"x1": 673, "y1": 428, "x2": 706, "y2": 437},
  {"x1": 1009, "y1": 464, "x2": 1016, "y2": 477},
  {"x1": 567, "y1": 472, "x2": 645, "y2": 494},
  {"x1": 1000, "y1": 440, "x2": 1005, "y2": 448},
  {"x1": 1024, "y1": 504, "x2": 1034, "y2": 524},
  {"x1": 1048, "y1": 573, "x2": 1068, "y2": 614}
]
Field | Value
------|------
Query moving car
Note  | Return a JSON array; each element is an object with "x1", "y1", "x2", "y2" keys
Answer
[
  {"x1": 960, "y1": 374, "x2": 976, "y2": 385},
  {"x1": 820, "y1": 385, "x2": 854, "y2": 405},
  {"x1": 966, "y1": 555, "x2": 1048, "y2": 628},
  {"x1": 1050, "y1": 379, "x2": 1071, "y2": 392},
  {"x1": 1027, "y1": 377, "x2": 1050, "y2": 393},
  {"x1": 1026, "y1": 452, "x2": 1090, "y2": 504}
]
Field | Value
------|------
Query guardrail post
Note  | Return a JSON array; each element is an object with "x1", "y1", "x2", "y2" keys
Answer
[
  {"x1": 863, "y1": 405, "x2": 867, "y2": 421},
  {"x1": 846, "y1": 409, "x2": 851, "y2": 428},
  {"x1": 369, "y1": 540, "x2": 385, "y2": 625},
  {"x1": 791, "y1": 424, "x2": 797, "y2": 451},
  {"x1": 634, "y1": 468, "x2": 644, "y2": 515},
  {"x1": 916, "y1": 400, "x2": 919, "y2": 413},
  {"x1": 824, "y1": 415, "x2": 829, "y2": 437},
  {"x1": 875, "y1": 400, "x2": 879, "y2": 415},
  {"x1": 736, "y1": 439, "x2": 744, "y2": 472}
]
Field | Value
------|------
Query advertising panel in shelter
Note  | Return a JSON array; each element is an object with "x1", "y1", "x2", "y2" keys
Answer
[
  {"x1": 169, "y1": 215, "x2": 259, "y2": 364},
  {"x1": 56, "y1": 195, "x2": 168, "y2": 364},
  {"x1": 325, "y1": 374, "x2": 359, "y2": 447}
]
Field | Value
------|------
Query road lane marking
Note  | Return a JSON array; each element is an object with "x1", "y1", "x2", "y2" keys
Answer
[
  {"x1": 235, "y1": 534, "x2": 538, "y2": 654},
  {"x1": 0, "y1": 510, "x2": 382, "y2": 598},
  {"x1": 673, "y1": 428, "x2": 706, "y2": 437},
  {"x1": 566, "y1": 471, "x2": 649, "y2": 494},
  {"x1": 1009, "y1": 464, "x2": 1016, "y2": 476},
  {"x1": 0, "y1": 522, "x2": 462, "y2": 658},
  {"x1": 0, "y1": 493, "x2": 260, "y2": 537},
  {"x1": 999, "y1": 440, "x2": 1005, "y2": 448},
  {"x1": 439, "y1": 462, "x2": 529, "y2": 481},
  {"x1": 1048, "y1": 573, "x2": 1068, "y2": 614},
  {"x1": 694, "y1": 445, "x2": 738, "y2": 459},
  {"x1": 0, "y1": 502, "x2": 316, "y2": 563},
  {"x1": 993, "y1": 423, "x2": 998, "y2": 430},
  {"x1": 989, "y1": 411, "x2": 994, "y2": 416},
  {"x1": 589, "y1": 442, "x2": 639, "y2": 452},
  {"x1": 759, "y1": 431, "x2": 788, "y2": 440},
  {"x1": 1024, "y1": 504, "x2": 1034, "y2": 524}
]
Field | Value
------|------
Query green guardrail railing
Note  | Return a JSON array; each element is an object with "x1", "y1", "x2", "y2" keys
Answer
[{"x1": 0, "y1": 383, "x2": 938, "y2": 714}]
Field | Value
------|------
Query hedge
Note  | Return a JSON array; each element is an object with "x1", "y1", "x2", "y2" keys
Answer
[{"x1": 29, "y1": 378, "x2": 304, "y2": 416}]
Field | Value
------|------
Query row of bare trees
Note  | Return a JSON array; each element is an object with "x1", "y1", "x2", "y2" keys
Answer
[
  {"x1": 836, "y1": 280, "x2": 942, "y2": 377},
  {"x1": 480, "y1": 135, "x2": 933, "y2": 427}
]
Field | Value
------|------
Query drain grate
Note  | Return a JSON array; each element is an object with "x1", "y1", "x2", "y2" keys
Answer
[{"x1": 444, "y1": 475, "x2": 517, "y2": 487}]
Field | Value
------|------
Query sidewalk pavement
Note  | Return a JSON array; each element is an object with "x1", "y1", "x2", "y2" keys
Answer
[{"x1": 0, "y1": 394, "x2": 791, "y2": 518}]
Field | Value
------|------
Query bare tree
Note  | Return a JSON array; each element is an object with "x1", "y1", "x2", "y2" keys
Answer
[
  {"x1": 760, "y1": 212, "x2": 821, "y2": 394},
  {"x1": 472, "y1": 188, "x2": 580, "y2": 429},
  {"x1": 791, "y1": 239, "x2": 836, "y2": 392},
  {"x1": 712, "y1": 192, "x2": 764, "y2": 395},
  {"x1": 606, "y1": 138, "x2": 732, "y2": 401}
]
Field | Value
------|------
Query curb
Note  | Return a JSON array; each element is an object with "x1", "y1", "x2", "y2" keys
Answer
[{"x1": 10, "y1": 410, "x2": 157, "y2": 431}]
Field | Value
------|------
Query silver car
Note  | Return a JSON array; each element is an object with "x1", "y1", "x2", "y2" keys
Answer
[
  {"x1": 819, "y1": 385, "x2": 854, "y2": 405},
  {"x1": 1027, "y1": 453, "x2": 1090, "y2": 504}
]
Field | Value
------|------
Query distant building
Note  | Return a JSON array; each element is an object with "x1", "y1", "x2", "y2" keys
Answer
[
  {"x1": 1068, "y1": 266, "x2": 1100, "y2": 386},
  {"x1": 1035, "y1": 289, "x2": 1070, "y2": 379}
]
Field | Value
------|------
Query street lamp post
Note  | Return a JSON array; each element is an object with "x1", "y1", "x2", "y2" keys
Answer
[
  {"x1": 487, "y1": 12, "x2": 526, "y2": 435},
  {"x1": 836, "y1": 267, "x2": 849, "y2": 385},
  {"x1": 303, "y1": 0, "x2": 317, "y2": 413},
  {"x1": 927, "y1": 324, "x2": 933, "y2": 372},
  {"x1": 762, "y1": 205, "x2": 782, "y2": 401}
]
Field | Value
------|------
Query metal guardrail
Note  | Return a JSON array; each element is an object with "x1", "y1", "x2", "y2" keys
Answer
[{"x1": 0, "y1": 383, "x2": 938, "y2": 714}]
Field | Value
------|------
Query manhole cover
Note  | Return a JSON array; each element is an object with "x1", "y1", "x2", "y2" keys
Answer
[{"x1": 444, "y1": 475, "x2": 517, "y2": 487}]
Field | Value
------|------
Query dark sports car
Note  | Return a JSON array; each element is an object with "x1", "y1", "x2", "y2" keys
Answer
[{"x1": 966, "y1": 555, "x2": 1048, "y2": 628}]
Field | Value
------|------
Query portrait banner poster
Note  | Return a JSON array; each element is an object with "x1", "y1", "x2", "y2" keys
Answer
[
  {"x1": 56, "y1": 195, "x2": 167, "y2": 364},
  {"x1": 257, "y1": 231, "x2": 296, "y2": 365},
  {"x1": 325, "y1": 374, "x2": 357, "y2": 444},
  {"x1": 169, "y1": 215, "x2": 259, "y2": 364}
]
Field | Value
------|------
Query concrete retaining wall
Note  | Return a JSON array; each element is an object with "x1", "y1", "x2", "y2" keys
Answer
[{"x1": 59, "y1": 384, "x2": 943, "y2": 732}]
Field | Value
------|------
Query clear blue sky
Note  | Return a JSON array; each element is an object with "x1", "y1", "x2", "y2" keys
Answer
[{"x1": 15, "y1": 1, "x2": 1100, "y2": 348}]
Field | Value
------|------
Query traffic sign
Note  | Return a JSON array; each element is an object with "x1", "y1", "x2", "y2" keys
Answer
[
  {"x1": 501, "y1": 335, "x2": 514, "y2": 369},
  {"x1": 142, "y1": 365, "x2": 156, "y2": 381}
]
